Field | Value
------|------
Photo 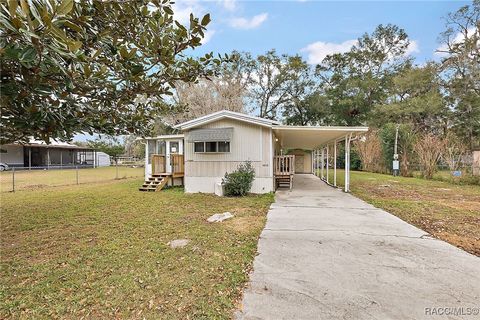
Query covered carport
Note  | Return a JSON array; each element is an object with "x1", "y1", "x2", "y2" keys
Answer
[{"x1": 272, "y1": 125, "x2": 368, "y2": 192}]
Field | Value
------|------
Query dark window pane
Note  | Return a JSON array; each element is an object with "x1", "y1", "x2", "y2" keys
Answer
[
  {"x1": 205, "y1": 141, "x2": 217, "y2": 152},
  {"x1": 194, "y1": 142, "x2": 204, "y2": 152},
  {"x1": 156, "y1": 141, "x2": 166, "y2": 155},
  {"x1": 147, "y1": 140, "x2": 155, "y2": 164},
  {"x1": 218, "y1": 141, "x2": 230, "y2": 152}
]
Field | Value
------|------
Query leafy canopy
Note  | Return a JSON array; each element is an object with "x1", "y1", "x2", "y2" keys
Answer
[{"x1": 0, "y1": 0, "x2": 220, "y2": 144}]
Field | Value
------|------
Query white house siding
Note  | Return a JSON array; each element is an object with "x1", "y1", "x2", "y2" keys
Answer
[
  {"x1": 184, "y1": 118, "x2": 274, "y2": 194},
  {"x1": 0, "y1": 145, "x2": 24, "y2": 166}
]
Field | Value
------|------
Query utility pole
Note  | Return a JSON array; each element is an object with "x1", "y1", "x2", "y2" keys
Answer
[{"x1": 393, "y1": 124, "x2": 400, "y2": 176}]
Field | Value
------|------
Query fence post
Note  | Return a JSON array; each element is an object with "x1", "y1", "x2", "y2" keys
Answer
[
  {"x1": 12, "y1": 167, "x2": 15, "y2": 192},
  {"x1": 76, "y1": 165, "x2": 79, "y2": 185},
  {"x1": 115, "y1": 161, "x2": 118, "y2": 179}
]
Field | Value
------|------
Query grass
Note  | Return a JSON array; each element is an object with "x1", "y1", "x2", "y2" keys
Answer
[
  {"x1": 0, "y1": 179, "x2": 274, "y2": 319},
  {"x1": 323, "y1": 169, "x2": 480, "y2": 256},
  {"x1": 0, "y1": 166, "x2": 144, "y2": 192}
]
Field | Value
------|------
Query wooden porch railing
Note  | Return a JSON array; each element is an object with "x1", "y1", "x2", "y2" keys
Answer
[
  {"x1": 274, "y1": 155, "x2": 295, "y2": 176},
  {"x1": 274, "y1": 155, "x2": 295, "y2": 190},
  {"x1": 152, "y1": 154, "x2": 166, "y2": 175},
  {"x1": 171, "y1": 154, "x2": 184, "y2": 177}
]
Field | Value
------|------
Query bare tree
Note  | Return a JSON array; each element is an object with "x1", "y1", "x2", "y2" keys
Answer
[
  {"x1": 398, "y1": 126, "x2": 418, "y2": 177},
  {"x1": 414, "y1": 134, "x2": 445, "y2": 179},
  {"x1": 171, "y1": 78, "x2": 245, "y2": 123},
  {"x1": 354, "y1": 130, "x2": 384, "y2": 173},
  {"x1": 443, "y1": 131, "x2": 467, "y2": 171}
]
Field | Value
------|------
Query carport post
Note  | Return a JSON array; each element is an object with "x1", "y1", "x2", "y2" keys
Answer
[
  {"x1": 310, "y1": 150, "x2": 315, "y2": 173},
  {"x1": 344, "y1": 134, "x2": 351, "y2": 192},
  {"x1": 47, "y1": 148, "x2": 50, "y2": 170},
  {"x1": 326, "y1": 145, "x2": 329, "y2": 184},
  {"x1": 321, "y1": 148, "x2": 324, "y2": 179},
  {"x1": 28, "y1": 148, "x2": 31, "y2": 170},
  {"x1": 334, "y1": 140, "x2": 337, "y2": 187}
]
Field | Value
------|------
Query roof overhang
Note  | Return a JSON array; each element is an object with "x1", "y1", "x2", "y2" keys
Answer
[
  {"x1": 273, "y1": 126, "x2": 369, "y2": 149},
  {"x1": 141, "y1": 134, "x2": 184, "y2": 141},
  {"x1": 174, "y1": 110, "x2": 280, "y2": 131}
]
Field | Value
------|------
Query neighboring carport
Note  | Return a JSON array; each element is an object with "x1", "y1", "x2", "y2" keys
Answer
[{"x1": 273, "y1": 126, "x2": 368, "y2": 192}]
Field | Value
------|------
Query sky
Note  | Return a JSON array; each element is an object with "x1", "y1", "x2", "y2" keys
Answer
[
  {"x1": 176, "y1": 0, "x2": 469, "y2": 64},
  {"x1": 75, "y1": 0, "x2": 470, "y2": 142}
]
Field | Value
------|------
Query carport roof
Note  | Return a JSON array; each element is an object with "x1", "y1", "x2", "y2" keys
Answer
[{"x1": 273, "y1": 125, "x2": 368, "y2": 149}]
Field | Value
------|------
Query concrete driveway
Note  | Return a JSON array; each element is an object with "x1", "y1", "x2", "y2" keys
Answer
[{"x1": 237, "y1": 174, "x2": 480, "y2": 320}]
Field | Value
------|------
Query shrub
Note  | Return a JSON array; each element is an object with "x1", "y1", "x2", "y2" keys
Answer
[
  {"x1": 414, "y1": 133, "x2": 445, "y2": 179},
  {"x1": 223, "y1": 161, "x2": 256, "y2": 196}
]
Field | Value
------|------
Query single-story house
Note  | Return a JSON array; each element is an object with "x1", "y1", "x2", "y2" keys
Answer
[
  {"x1": 0, "y1": 139, "x2": 109, "y2": 169},
  {"x1": 141, "y1": 110, "x2": 368, "y2": 193}
]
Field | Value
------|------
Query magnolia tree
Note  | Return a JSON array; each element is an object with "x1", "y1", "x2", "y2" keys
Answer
[{"x1": 0, "y1": 0, "x2": 221, "y2": 144}]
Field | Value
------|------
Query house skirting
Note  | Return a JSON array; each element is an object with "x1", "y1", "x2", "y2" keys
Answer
[{"x1": 184, "y1": 176, "x2": 274, "y2": 194}]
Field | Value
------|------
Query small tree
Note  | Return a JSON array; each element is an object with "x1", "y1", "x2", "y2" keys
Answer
[
  {"x1": 398, "y1": 125, "x2": 417, "y2": 177},
  {"x1": 443, "y1": 132, "x2": 467, "y2": 171},
  {"x1": 354, "y1": 130, "x2": 384, "y2": 173},
  {"x1": 414, "y1": 134, "x2": 445, "y2": 179},
  {"x1": 87, "y1": 137, "x2": 124, "y2": 164},
  {"x1": 222, "y1": 161, "x2": 255, "y2": 196}
]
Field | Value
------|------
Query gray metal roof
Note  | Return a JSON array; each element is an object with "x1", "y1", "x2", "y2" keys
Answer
[{"x1": 187, "y1": 127, "x2": 233, "y2": 142}]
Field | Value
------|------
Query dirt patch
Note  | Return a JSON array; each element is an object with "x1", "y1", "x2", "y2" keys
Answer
[{"x1": 226, "y1": 216, "x2": 263, "y2": 234}]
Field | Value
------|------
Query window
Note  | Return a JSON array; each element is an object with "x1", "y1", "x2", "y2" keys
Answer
[
  {"x1": 170, "y1": 141, "x2": 179, "y2": 153},
  {"x1": 194, "y1": 141, "x2": 230, "y2": 153},
  {"x1": 205, "y1": 141, "x2": 217, "y2": 152},
  {"x1": 194, "y1": 142, "x2": 204, "y2": 152},
  {"x1": 218, "y1": 141, "x2": 230, "y2": 152}
]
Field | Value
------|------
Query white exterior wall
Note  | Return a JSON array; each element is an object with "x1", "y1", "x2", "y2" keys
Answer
[
  {"x1": 95, "y1": 152, "x2": 111, "y2": 167},
  {"x1": 0, "y1": 145, "x2": 24, "y2": 166},
  {"x1": 184, "y1": 118, "x2": 274, "y2": 194}
]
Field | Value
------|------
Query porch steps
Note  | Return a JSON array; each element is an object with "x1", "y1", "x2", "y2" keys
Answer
[{"x1": 139, "y1": 175, "x2": 170, "y2": 192}]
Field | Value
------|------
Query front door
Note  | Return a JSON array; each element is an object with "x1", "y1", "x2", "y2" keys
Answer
[
  {"x1": 166, "y1": 140, "x2": 180, "y2": 173},
  {"x1": 295, "y1": 155, "x2": 305, "y2": 173}
]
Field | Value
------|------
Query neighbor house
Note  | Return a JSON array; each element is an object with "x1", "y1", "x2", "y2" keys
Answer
[
  {"x1": 141, "y1": 110, "x2": 368, "y2": 193},
  {"x1": 0, "y1": 139, "x2": 109, "y2": 169}
]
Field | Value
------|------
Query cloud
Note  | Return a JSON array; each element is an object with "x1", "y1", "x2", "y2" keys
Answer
[
  {"x1": 173, "y1": 0, "x2": 205, "y2": 24},
  {"x1": 202, "y1": 30, "x2": 216, "y2": 44},
  {"x1": 301, "y1": 39, "x2": 357, "y2": 64},
  {"x1": 405, "y1": 40, "x2": 420, "y2": 56},
  {"x1": 229, "y1": 13, "x2": 268, "y2": 30},
  {"x1": 218, "y1": 0, "x2": 237, "y2": 11}
]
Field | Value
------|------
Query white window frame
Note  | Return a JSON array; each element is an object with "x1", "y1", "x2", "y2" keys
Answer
[{"x1": 193, "y1": 141, "x2": 230, "y2": 153}]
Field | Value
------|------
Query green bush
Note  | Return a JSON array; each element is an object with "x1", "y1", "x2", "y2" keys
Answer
[{"x1": 223, "y1": 161, "x2": 256, "y2": 196}]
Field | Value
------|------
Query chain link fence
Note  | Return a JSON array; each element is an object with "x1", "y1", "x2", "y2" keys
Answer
[{"x1": 0, "y1": 165, "x2": 144, "y2": 192}]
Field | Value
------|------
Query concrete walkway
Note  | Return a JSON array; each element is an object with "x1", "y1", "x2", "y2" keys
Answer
[{"x1": 237, "y1": 174, "x2": 480, "y2": 320}]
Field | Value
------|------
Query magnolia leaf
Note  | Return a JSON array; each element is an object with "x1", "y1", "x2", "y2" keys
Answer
[
  {"x1": 201, "y1": 14, "x2": 210, "y2": 26},
  {"x1": 57, "y1": 0, "x2": 74, "y2": 16},
  {"x1": 8, "y1": 0, "x2": 18, "y2": 17},
  {"x1": 68, "y1": 40, "x2": 82, "y2": 52},
  {"x1": 119, "y1": 47, "x2": 128, "y2": 59}
]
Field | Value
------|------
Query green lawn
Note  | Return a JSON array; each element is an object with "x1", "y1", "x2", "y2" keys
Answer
[
  {"x1": 0, "y1": 166, "x2": 144, "y2": 192},
  {"x1": 0, "y1": 179, "x2": 274, "y2": 319},
  {"x1": 323, "y1": 169, "x2": 480, "y2": 256}
]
